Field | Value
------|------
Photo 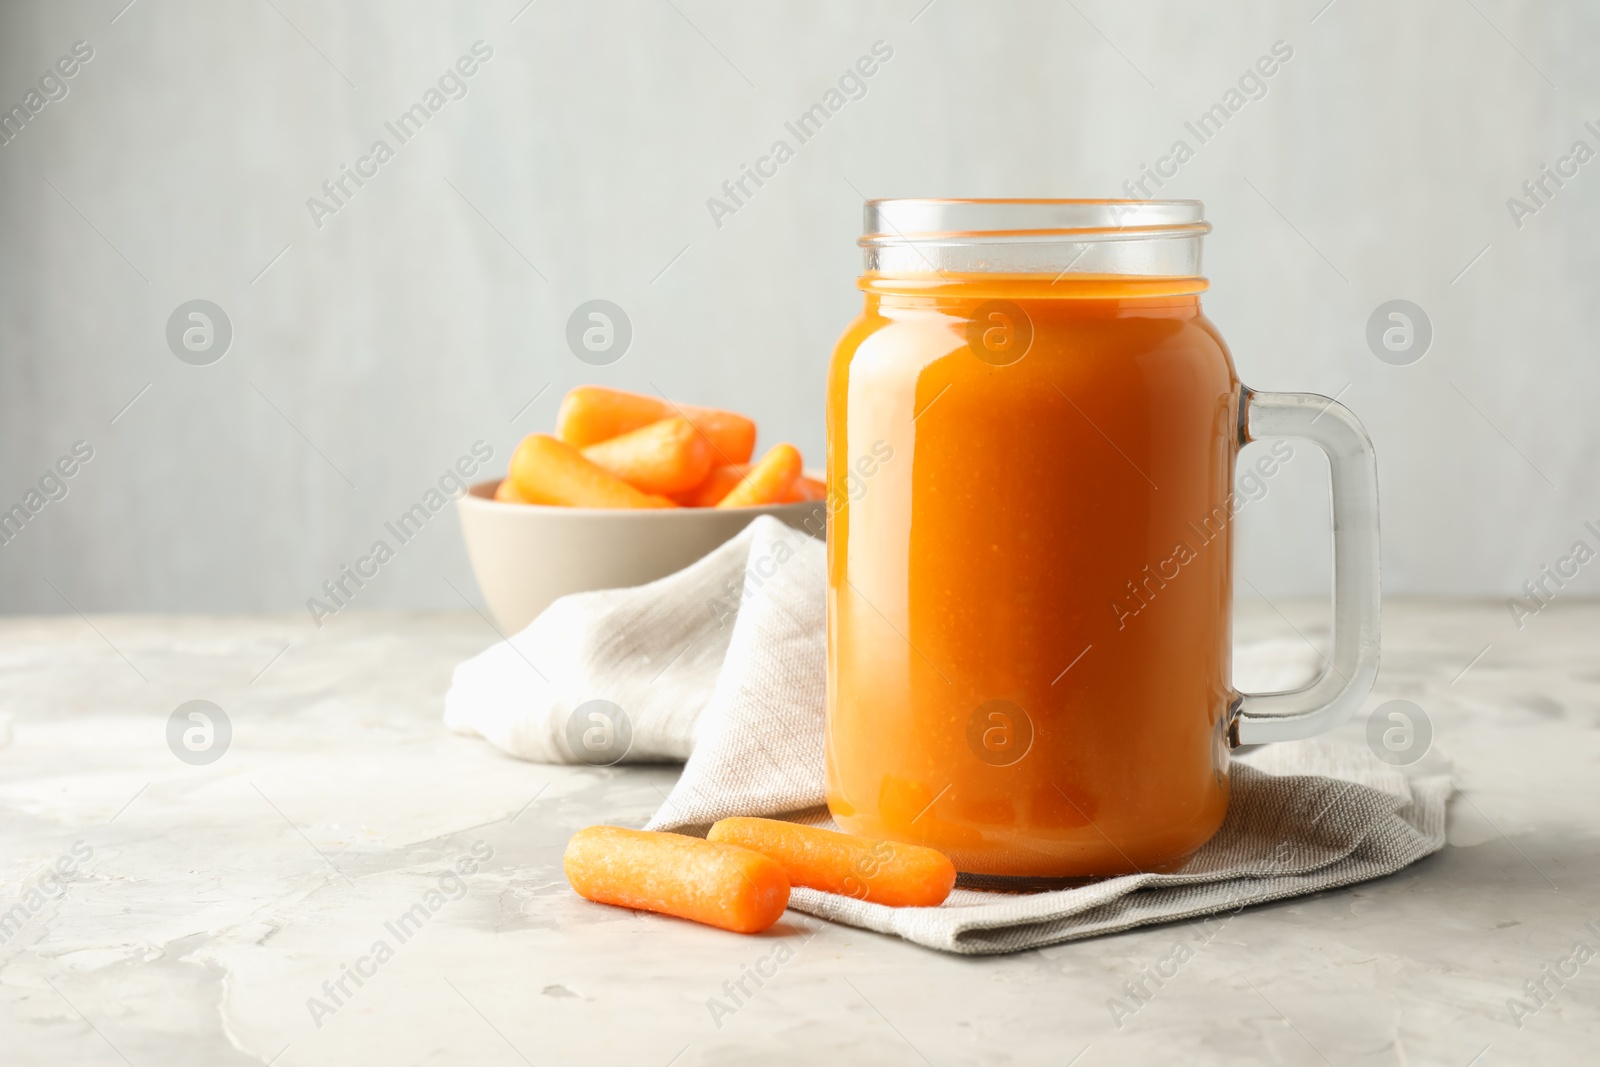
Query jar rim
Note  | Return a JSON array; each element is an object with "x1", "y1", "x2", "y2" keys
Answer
[
  {"x1": 859, "y1": 199, "x2": 1209, "y2": 277},
  {"x1": 860, "y1": 199, "x2": 1209, "y2": 246}
]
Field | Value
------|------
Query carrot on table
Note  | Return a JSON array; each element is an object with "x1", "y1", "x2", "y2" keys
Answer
[
  {"x1": 581, "y1": 417, "x2": 713, "y2": 496},
  {"x1": 509, "y1": 434, "x2": 677, "y2": 509},
  {"x1": 673, "y1": 463, "x2": 750, "y2": 507},
  {"x1": 716, "y1": 444, "x2": 802, "y2": 509},
  {"x1": 707, "y1": 817, "x2": 956, "y2": 908},
  {"x1": 555, "y1": 386, "x2": 756, "y2": 466},
  {"x1": 563, "y1": 825, "x2": 790, "y2": 934}
]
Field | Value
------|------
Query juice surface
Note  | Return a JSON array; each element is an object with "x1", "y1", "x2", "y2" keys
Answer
[{"x1": 824, "y1": 272, "x2": 1239, "y2": 877}]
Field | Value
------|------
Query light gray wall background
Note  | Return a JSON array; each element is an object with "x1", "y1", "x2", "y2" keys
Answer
[{"x1": 1, "y1": 0, "x2": 1596, "y2": 616}]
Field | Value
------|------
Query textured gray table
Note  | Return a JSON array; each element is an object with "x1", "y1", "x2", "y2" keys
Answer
[{"x1": 1, "y1": 601, "x2": 1595, "y2": 1066}]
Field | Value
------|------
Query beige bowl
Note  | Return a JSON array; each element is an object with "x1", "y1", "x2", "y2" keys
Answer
[{"x1": 457, "y1": 479, "x2": 827, "y2": 634}]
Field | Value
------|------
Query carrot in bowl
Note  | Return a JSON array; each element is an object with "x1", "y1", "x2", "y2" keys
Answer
[
  {"x1": 554, "y1": 386, "x2": 670, "y2": 447},
  {"x1": 716, "y1": 443, "x2": 802, "y2": 508},
  {"x1": 563, "y1": 825, "x2": 790, "y2": 934},
  {"x1": 672, "y1": 463, "x2": 750, "y2": 507},
  {"x1": 782, "y1": 475, "x2": 826, "y2": 503},
  {"x1": 680, "y1": 407, "x2": 757, "y2": 467},
  {"x1": 492, "y1": 477, "x2": 530, "y2": 503},
  {"x1": 707, "y1": 817, "x2": 956, "y2": 908},
  {"x1": 581, "y1": 416, "x2": 713, "y2": 496},
  {"x1": 509, "y1": 434, "x2": 676, "y2": 509},
  {"x1": 555, "y1": 386, "x2": 756, "y2": 466}
]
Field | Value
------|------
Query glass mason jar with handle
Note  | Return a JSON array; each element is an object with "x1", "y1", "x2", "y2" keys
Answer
[{"x1": 824, "y1": 199, "x2": 1380, "y2": 878}]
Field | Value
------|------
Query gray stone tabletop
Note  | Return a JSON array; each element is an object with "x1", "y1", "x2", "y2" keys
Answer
[{"x1": 1, "y1": 600, "x2": 1596, "y2": 1066}]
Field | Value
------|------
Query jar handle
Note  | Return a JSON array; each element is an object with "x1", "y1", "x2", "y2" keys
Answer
[{"x1": 1230, "y1": 388, "x2": 1382, "y2": 746}]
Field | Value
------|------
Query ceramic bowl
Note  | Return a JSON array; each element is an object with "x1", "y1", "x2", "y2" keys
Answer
[{"x1": 456, "y1": 478, "x2": 826, "y2": 633}]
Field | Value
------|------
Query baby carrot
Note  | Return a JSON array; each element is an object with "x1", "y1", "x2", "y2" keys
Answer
[
  {"x1": 492, "y1": 477, "x2": 530, "y2": 503},
  {"x1": 555, "y1": 386, "x2": 756, "y2": 466},
  {"x1": 555, "y1": 386, "x2": 669, "y2": 447},
  {"x1": 782, "y1": 475, "x2": 826, "y2": 503},
  {"x1": 716, "y1": 444, "x2": 802, "y2": 508},
  {"x1": 581, "y1": 416, "x2": 713, "y2": 496},
  {"x1": 707, "y1": 817, "x2": 956, "y2": 908},
  {"x1": 680, "y1": 407, "x2": 757, "y2": 467},
  {"x1": 672, "y1": 463, "x2": 750, "y2": 507},
  {"x1": 563, "y1": 825, "x2": 791, "y2": 934},
  {"x1": 509, "y1": 434, "x2": 677, "y2": 509}
]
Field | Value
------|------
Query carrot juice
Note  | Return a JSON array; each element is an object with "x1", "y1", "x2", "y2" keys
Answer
[{"x1": 825, "y1": 272, "x2": 1239, "y2": 877}]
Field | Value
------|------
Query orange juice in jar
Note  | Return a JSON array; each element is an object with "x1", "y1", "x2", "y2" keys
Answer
[{"x1": 824, "y1": 201, "x2": 1381, "y2": 878}]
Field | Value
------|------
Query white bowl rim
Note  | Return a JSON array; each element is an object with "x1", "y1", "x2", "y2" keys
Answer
[{"x1": 463, "y1": 476, "x2": 826, "y2": 516}]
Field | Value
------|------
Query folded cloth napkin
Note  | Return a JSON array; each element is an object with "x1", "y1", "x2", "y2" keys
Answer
[{"x1": 447, "y1": 516, "x2": 1451, "y2": 955}]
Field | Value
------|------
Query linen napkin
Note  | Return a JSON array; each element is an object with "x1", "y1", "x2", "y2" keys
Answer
[{"x1": 446, "y1": 516, "x2": 1451, "y2": 955}]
